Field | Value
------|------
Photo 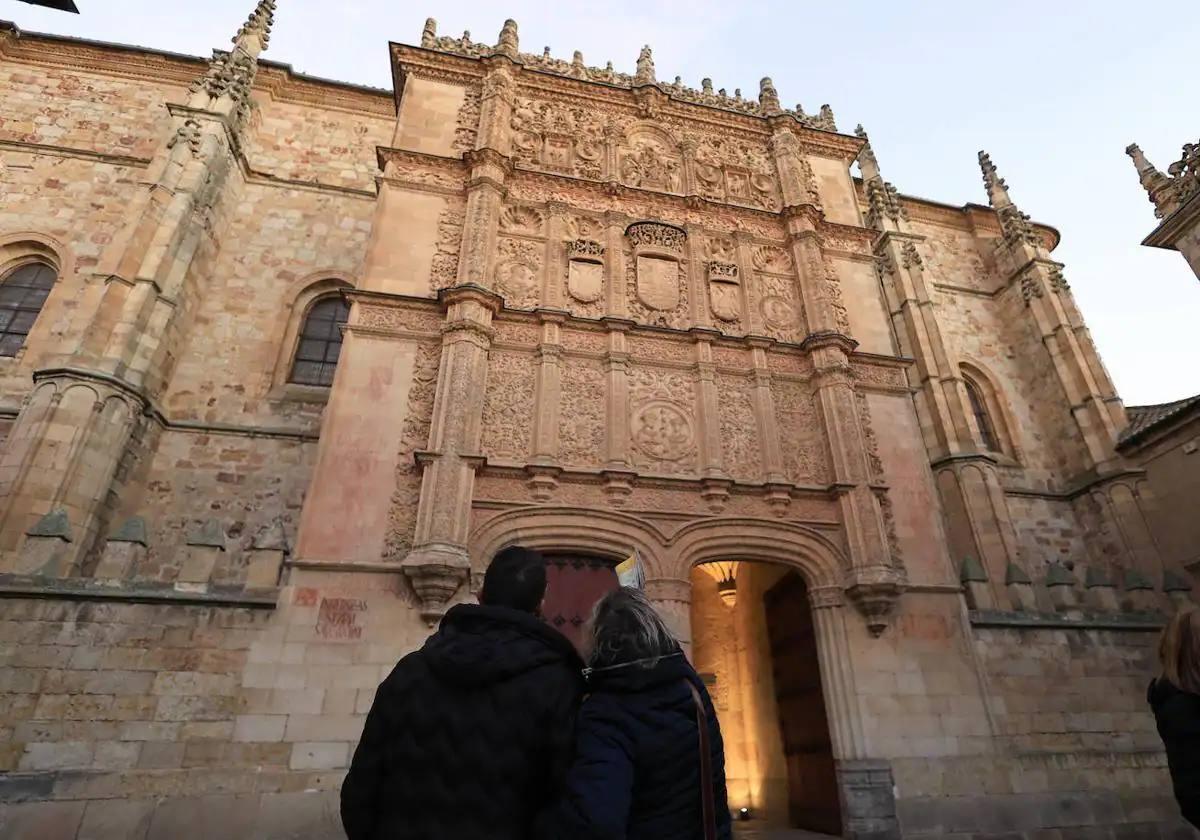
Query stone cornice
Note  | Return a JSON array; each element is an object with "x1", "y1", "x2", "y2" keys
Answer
[
  {"x1": 854, "y1": 176, "x2": 1061, "y2": 250},
  {"x1": 0, "y1": 21, "x2": 393, "y2": 119},
  {"x1": 390, "y1": 42, "x2": 861, "y2": 159},
  {"x1": 1142, "y1": 189, "x2": 1200, "y2": 250}
]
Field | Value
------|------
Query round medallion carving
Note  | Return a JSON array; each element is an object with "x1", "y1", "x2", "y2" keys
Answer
[
  {"x1": 760, "y1": 295, "x2": 796, "y2": 329},
  {"x1": 631, "y1": 400, "x2": 694, "y2": 461}
]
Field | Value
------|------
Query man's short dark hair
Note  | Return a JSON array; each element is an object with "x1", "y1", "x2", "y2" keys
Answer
[{"x1": 481, "y1": 546, "x2": 547, "y2": 612}]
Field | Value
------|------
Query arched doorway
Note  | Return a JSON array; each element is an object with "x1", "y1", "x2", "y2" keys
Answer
[
  {"x1": 541, "y1": 552, "x2": 619, "y2": 653},
  {"x1": 691, "y1": 561, "x2": 842, "y2": 836}
]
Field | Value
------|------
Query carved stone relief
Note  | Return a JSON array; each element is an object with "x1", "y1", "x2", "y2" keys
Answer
[
  {"x1": 756, "y1": 273, "x2": 803, "y2": 342},
  {"x1": 626, "y1": 221, "x2": 688, "y2": 326},
  {"x1": 752, "y1": 244, "x2": 792, "y2": 274},
  {"x1": 621, "y1": 140, "x2": 682, "y2": 193},
  {"x1": 499, "y1": 204, "x2": 545, "y2": 235},
  {"x1": 453, "y1": 85, "x2": 482, "y2": 154},
  {"x1": 628, "y1": 335, "x2": 694, "y2": 365},
  {"x1": 558, "y1": 359, "x2": 607, "y2": 467},
  {"x1": 692, "y1": 134, "x2": 779, "y2": 210},
  {"x1": 508, "y1": 178, "x2": 783, "y2": 240},
  {"x1": 510, "y1": 96, "x2": 606, "y2": 179},
  {"x1": 383, "y1": 342, "x2": 442, "y2": 561},
  {"x1": 429, "y1": 205, "x2": 465, "y2": 292},
  {"x1": 772, "y1": 379, "x2": 828, "y2": 485},
  {"x1": 707, "y1": 261, "x2": 741, "y2": 323},
  {"x1": 717, "y1": 374, "x2": 762, "y2": 480},
  {"x1": 628, "y1": 368, "x2": 697, "y2": 475},
  {"x1": 566, "y1": 239, "x2": 605, "y2": 304},
  {"x1": 491, "y1": 318, "x2": 541, "y2": 347},
  {"x1": 480, "y1": 351, "x2": 535, "y2": 461},
  {"x1": 495, "y1": 237, "x2": 542, "y2": 309}
]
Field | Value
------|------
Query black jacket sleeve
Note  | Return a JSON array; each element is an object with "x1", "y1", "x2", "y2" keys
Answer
[
  {"x1": 340, "y1": 678, "x2": 393, "y2": 840},
  {"x1": 534, "y1": 695, "x2": 637, "y2": 840},
  {"x1": 541, "y1": 663, "x2": 584, "y2": 797}
]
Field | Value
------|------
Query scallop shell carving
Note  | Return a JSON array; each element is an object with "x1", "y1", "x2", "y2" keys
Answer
[{"x1": 500, "y1": 205, "x2": 545, "y2": 234}]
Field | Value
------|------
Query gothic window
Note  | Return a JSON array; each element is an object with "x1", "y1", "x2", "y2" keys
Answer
[
  {"x1": 964, "y1": 375, "x2": 1000, "y2": 452},
  {"x1": 289, "y1": 296, "x2": 349, "y2": 387},
  {"x1": 0, "y1": 262, "x2": 56, "y2": 357}
]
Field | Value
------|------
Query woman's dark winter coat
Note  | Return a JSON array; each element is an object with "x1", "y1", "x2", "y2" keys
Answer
[
  {"x1": 1149, "y1": 677, "x2": 1200, "y2": 828},
  {"x1": 340, "y1": 604, "x2": 583, "y2": 840},
  {"x1": 536, "y1": 650, "x2": 732, "y2": 840}
]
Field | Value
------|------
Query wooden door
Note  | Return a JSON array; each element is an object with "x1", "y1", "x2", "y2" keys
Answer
[
  {"x1": 541, "y1": 554, "x2": 619, "y2": 654},
  {"x1": 764, "y1": 572, "x2": 843, "y2": 836}
]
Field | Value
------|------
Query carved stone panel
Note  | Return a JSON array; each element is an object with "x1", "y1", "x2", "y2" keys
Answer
[
  {"x1": 628, "y1": 368, "x2": 697, "y2": 475},
  {"x1": 383, "y1": 341, "x2": 442, "y2": 561},
  {"x1": 510, "y1": 96, "x2": 607, "y2": 180},
  {"x1": 430, "y1": 205, "x2": 465, "y2": 292},
  {"x1": 717, "y1": 374, "x2": 763, "y2": 481},
  {"x1": 707, "y1": 262, "x2": 741, "y2": 323},
  {"x1": 495, "y1": 237, "x2": 542, "y2": 310},
  {"x1": 558, "y1": 359, "x2": 606, "y2": 468},
  {"x1": 756, "y1": 273, "x2": 804, "y2": 342},
  {"x1": 773, "y1": 379, "x2": 828, "y2": 485},
  {"x1": 480, "y1": 351, "x2": 535, "y2": 462},
  {"x1": 626, "y1": 221, "x2": 689, "y2": 327},
  {"x1": 636, "y1": 255, "x2": 681, "y2": 310},
  {"x1": 566, "y1": 239, "x2": 605, "y2": 304}
]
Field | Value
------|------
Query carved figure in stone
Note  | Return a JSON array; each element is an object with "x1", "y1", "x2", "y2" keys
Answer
[
  {"x1": 621, "y1": 143, "x2": 680, "y2": 193},
  {"x1": 632, "y1": 401, "x2": 692, "y2": 461},
  {"x1": 496, "y1": 261, "x2": 539, "y2": 308}
]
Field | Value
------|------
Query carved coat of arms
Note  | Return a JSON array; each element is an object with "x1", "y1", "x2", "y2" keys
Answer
[
  {"x1": 707, "y1": 262, "x2": 740, "y2": 322},
  {"x1": 566, "y1": 239, "x2": 605, "y2": 304},
  {"x1": 636, "y1": 256, "x2": 679, "y2": 311},
  {"x1": 626, "y1": 222, "x2": 687, "y2": 313}
]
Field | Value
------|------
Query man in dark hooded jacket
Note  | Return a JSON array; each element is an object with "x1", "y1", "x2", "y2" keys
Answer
[{"x1": 340, "y1": 546, "x2": 583, "y2": 840}]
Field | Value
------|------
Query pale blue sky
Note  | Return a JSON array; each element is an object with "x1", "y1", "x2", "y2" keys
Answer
[{"x1": 6, "y1": 0, "x2": 1198, "y2": 404}]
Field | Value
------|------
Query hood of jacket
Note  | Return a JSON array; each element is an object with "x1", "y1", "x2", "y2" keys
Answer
[
  {"x1": 585, "y1": 647, "x2": 696, "y2": 694},
  {"x1": 423, "y1": 603, "x2": 582, "y2": 689},
  {"x1": 1149, "y1": 675, "x2": 1200, "y2": 710}
]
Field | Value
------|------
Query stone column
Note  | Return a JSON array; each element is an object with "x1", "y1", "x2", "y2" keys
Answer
[
  {"x1": 402, "y1": 286, "x2": 502, "y2": 621},
  {"x1": 646, "y1": 575, "x2": 693, "y2": 658},
  {"x1": 748, "y1": 340, "x2": 790, "y2": 513},
  {"x1": 602, "y1": 323, "x2": 635, "y2": 503},
  {"x1": 528, "y1": 315, "x2": 564, "y2": 500},
  {"x1": 604, "y1": 211, "x2": 629, "y2": 318},
  {"x1": 543, "y1": 203, "x2": 569, "y2": 309},
  {"x1": 810, "y1": 586, "x2": 900, "y2": 840},
  {"x1": 455, "y1": 151, "x2": 510, "y2": 288},
  {"x1": 693, "y1": 338, "x2": 725, "y2": 481}
]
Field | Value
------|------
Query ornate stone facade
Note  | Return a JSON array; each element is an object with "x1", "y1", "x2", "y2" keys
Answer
[{"x1": 0, "y1": 7, "x2": 1194, "y2": 839}]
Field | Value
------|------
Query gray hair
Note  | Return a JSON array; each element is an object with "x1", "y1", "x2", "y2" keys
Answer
[{"x1": 587, "y1": 587, "x2": 678, "y2": 668}]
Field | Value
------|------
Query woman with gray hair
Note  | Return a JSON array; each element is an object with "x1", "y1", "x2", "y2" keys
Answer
[{"x1": 536, "y1": 587, "x2": 731, "y2": 840}]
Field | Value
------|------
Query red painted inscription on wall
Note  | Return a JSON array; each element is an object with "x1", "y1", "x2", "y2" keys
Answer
[{"x1": 316, "y1": 597, "x2": 367, "y2": 640}]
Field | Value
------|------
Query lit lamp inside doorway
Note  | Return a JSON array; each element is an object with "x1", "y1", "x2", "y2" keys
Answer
[{"x1": 697, "y1": 560, "x2": 740, "y2": 608}]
